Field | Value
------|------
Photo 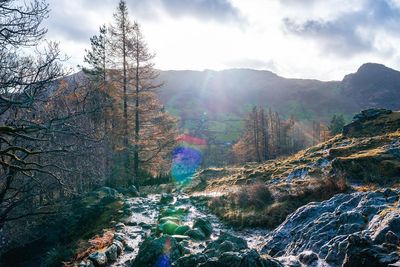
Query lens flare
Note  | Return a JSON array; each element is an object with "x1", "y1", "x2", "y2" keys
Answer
[
  {"x1": 156, "y1": 237, "x2": 172, "y2": 267},
  {"x1": 156, "y1": 254, "x2": 170, "y2": 267},
  {"x1": 171, "y1": 133, "x2": 206, "y2": 184}
]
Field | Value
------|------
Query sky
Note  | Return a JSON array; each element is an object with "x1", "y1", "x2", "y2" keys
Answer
[{"x1": 41, "y1": 0, "x2": 400, "y2": 81}]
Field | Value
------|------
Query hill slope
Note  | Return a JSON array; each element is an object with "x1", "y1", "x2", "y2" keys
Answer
[
  {"x1": 186, "y1": 108, "x2": 400, "y2": 266},
  {"x1": 188, "y1": 108, "x2": 400, "y2": 225},
  {"x1": 157, "y1": 63, "x2": 400, "y2": 141}
]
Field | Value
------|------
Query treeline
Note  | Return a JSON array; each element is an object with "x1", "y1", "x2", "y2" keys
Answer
[
  {"x1": 0, "y1": 0, "x2": 177, "y2": 238},
  {"x1": 233, "y1": 107, "x2": 330, "y2": 163}
]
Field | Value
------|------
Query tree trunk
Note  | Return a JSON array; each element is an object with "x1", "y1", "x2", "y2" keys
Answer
[{"x1": 133, "y1": 35, "x2": 140, "y2": 184}]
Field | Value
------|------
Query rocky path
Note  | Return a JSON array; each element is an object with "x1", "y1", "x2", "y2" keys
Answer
[
  {"x1": 109, "y1": 195, "x2": 160, "y2": 266},
  {"x1": 81, "y1": 187, "x2": 400, "y2": 267},
  {"x1": 107, "y1": 192, "x2": 271, "y2": 266}
]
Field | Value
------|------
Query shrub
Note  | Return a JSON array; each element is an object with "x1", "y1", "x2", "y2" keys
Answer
[{"x1": 233, "y1": 182, "x2": 273, "y2": 209}]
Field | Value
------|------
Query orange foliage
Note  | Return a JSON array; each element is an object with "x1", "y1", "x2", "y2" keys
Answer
[{"x1": 64, "y1": 230, "x2": 115, "y2": 266}]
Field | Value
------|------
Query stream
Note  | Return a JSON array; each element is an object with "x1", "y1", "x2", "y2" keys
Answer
[{"x1": 111, "y1": 193, "x2": 270, "y2": 266}]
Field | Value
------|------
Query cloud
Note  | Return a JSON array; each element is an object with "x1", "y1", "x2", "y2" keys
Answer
[
  {"x1": 281, "y1": 0, "x2": 400, "y2": 57},
  {"x1": 283, "y1": 17, "x2": 374, "y2": 56},
  {"x1": 45, "y1": 0, "x2": 245, "y2": 42},
  {"x1": 158, "y1": 0, "x2": 243, "y2": 23},
  {"x1": 103, "y1": 0, "x2": 244, "y2": 23}
]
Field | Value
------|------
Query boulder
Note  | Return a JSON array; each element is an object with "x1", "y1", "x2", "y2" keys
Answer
[
  {"x1": 115, "y1": 222, "x2": 125, "y2": 230},
  {"x1": 96, "y1": 187, "x2": 122, "y2": 201},
  {"x1": 117, "y1": 185, "x2": 139, "y2": 197},
  {"x1": 132, "y1": 236, "x2": 183, "y2": 267},
  {"x1": 171, "y1": 235, "x2": 189, "y2": 242},
  {"x1": 78, "y1": 260, "x2": 95, "y2": 267},
  {"x1": 342, "y1": 235, "x2": 399, "y2": 267},
  {"x1": 105, "y1": 244, "x2": 118, "y2": 262},
  {"x1": 215, "y1": 252, "x2": 242, "y2": 267},
  {"x1": 127, "y1": 185, "x2": 139, "y2": 197},
  {"x1": 186, "y1": 228, "x2": 207, "y2": 241},
  {"x1": 161, "y1": 220, "x2": 180, "y2": 235},
  {"x1": 114, "y1": 232, "x2": 126, "y2": 244},
  {"x1": 206, "y1": 232, "x2": 248, "y2": 253},
  {"x1": 159, "y1": 216, "x2": 180, "y2": 224},
  {"x1": 172, "y1": 249, "x2": 282, "y2": 267},
  {"x1": 160, "y1": 193, "x2": 174, "y2": 204},
  {"x1": 112, "y1": 240, "x2": 124, "y2": 255},
  {"x1": 218, "y1": 241, "x2": 235, "y2": 253},
  {"x1": 261, "y1": 190, "x2": 400, "y2": 266},
  {"x1": 240, "y1": 249, "x2": 282, "y2": 267},
  {"x1": 88, "y1": 251, "x2": 107, "y2": 267},
  {"x1": 193, "y1": 218, "x2": 213, "y2": 237},
  {"x1": 172, "y1": 254, "x2": 208, "y2": 267},
  {"x1": 174, "y1": 225, "x2": 190, "y2": 235},
  {"x1": 298, "y1": 251, "x2": 318, "y2": 265}
]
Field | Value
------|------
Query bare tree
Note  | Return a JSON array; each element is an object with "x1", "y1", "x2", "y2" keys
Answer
[
  {"x1": 109, "y1": 0, "x2": 134, "y2": 181},
  {"x1": 0, "y1": 0, "x2": 68, "y2": 228}
]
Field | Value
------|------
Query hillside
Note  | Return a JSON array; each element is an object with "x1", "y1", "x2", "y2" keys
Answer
[
  {"x1": 182, "y1": 108, "x2": 400, "y2": 266},
  {"x1": 156, "y1": 63, "x2": 400, "y2": 141},
  {"x1": 187, "y1": 109, "x2": 400, "y2": 225}
]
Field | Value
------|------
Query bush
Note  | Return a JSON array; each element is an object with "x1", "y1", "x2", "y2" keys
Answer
[{"x1": 233, "y1": 182, "x2": 273, "y2": 209}]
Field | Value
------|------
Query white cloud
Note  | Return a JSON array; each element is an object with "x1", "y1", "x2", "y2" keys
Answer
[{"x1": 39, "y1": 0, "x2": 400, "y2": 80}]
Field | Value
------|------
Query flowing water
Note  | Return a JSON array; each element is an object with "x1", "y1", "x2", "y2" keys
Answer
[{"x1": 111, "y1": 193, "x2": 270, "y2": 266}]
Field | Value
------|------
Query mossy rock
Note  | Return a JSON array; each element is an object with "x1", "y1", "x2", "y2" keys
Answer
[
  {"x1": 160, "y1": 207, "x2": 188, "y2": 217},
  {"x1": 132, "y1": 236, "x2": 182, "y2": 267},
  {"x1": 174, "y1": 225, "x2": 190, "y2": 235},
  {"x1": 186, "y1": 228, "x2": 206, "y2": 240},
  {"x1": 159, "y1": 216, "x2": 180, "y2": 224},
  {"x1": 193, "y1": 218, "x2": 213, "y2": 237},
  {"x1": 161, "y1": 220, "x2": 179, "y2": 235},
  {"x1": 171, "y1": 235, "x2": 189, "y2": 242}
]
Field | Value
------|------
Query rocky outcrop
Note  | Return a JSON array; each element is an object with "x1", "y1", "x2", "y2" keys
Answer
[
  {"x1": 262, "y1": 189, "x2": 400, "y2": 266},
  {"x1": 132, "y1": 236, "x2": 184, "y2": 267},
  {"x1": 172, "y1": 233, "x2": 282, "y2": 267},
  {"x1": 343, "y1": 109, "x2": 399, "y2": 137}
]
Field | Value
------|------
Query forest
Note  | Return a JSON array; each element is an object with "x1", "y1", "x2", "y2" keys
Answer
[{"x1": 1, "y1": 0, "x2": 400, "y2": 267}]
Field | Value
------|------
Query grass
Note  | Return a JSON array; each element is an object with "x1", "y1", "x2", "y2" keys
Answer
[
  {"x1": 188, "y1": 115, "x2": 400, "y2": 195},
  {"x1": 205, "y1": 175, "x2": 349, "y2": 229},
  {"x1": 188, "y1": 111, "x2": 400, "y2": 229}
]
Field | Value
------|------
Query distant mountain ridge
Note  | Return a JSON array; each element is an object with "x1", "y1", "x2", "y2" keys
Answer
[
  {"x1": 155, "y1": 63, "x2": 400, "y2": 139},
  {"x1": 65, "y1": 63, "x2": 400, "y2": 141}
]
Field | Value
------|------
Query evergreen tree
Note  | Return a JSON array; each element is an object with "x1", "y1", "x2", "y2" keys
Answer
[
  {"x1": 329, "y1": 114, "x2": 345, "y2": 135},
  {"x1": 83, "y1": 25, "x2": 108, "y2": 82}
]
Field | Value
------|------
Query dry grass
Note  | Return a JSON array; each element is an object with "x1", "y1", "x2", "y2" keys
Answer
[
  {"x1": 192, "y1": 111, "x2": 400, "y2": 228},
  {"x1": 234, "y1": 182, "x2": 273, "y2": 209},
  {"x1": 207, "y1": 175, "x2": 349, "y2": 229},
  {"x1": 64, "y1": 230, "x2": 115, "y2": 266},
  {"x1": 354, "y1": 183, "x2": 378, "y2": 192}
]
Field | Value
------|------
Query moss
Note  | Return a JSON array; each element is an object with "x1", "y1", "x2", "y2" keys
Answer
[{"x1": 49, "y1": 191, "x2": 123, "y2": 263}]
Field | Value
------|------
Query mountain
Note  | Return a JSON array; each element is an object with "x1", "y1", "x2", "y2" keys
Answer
[
  {"x1": 155, "y1": 63, "x2": 400, "y2": 141},
  {"x1": 342, "y1": 63, "x2": 400, "y2": 110}
]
